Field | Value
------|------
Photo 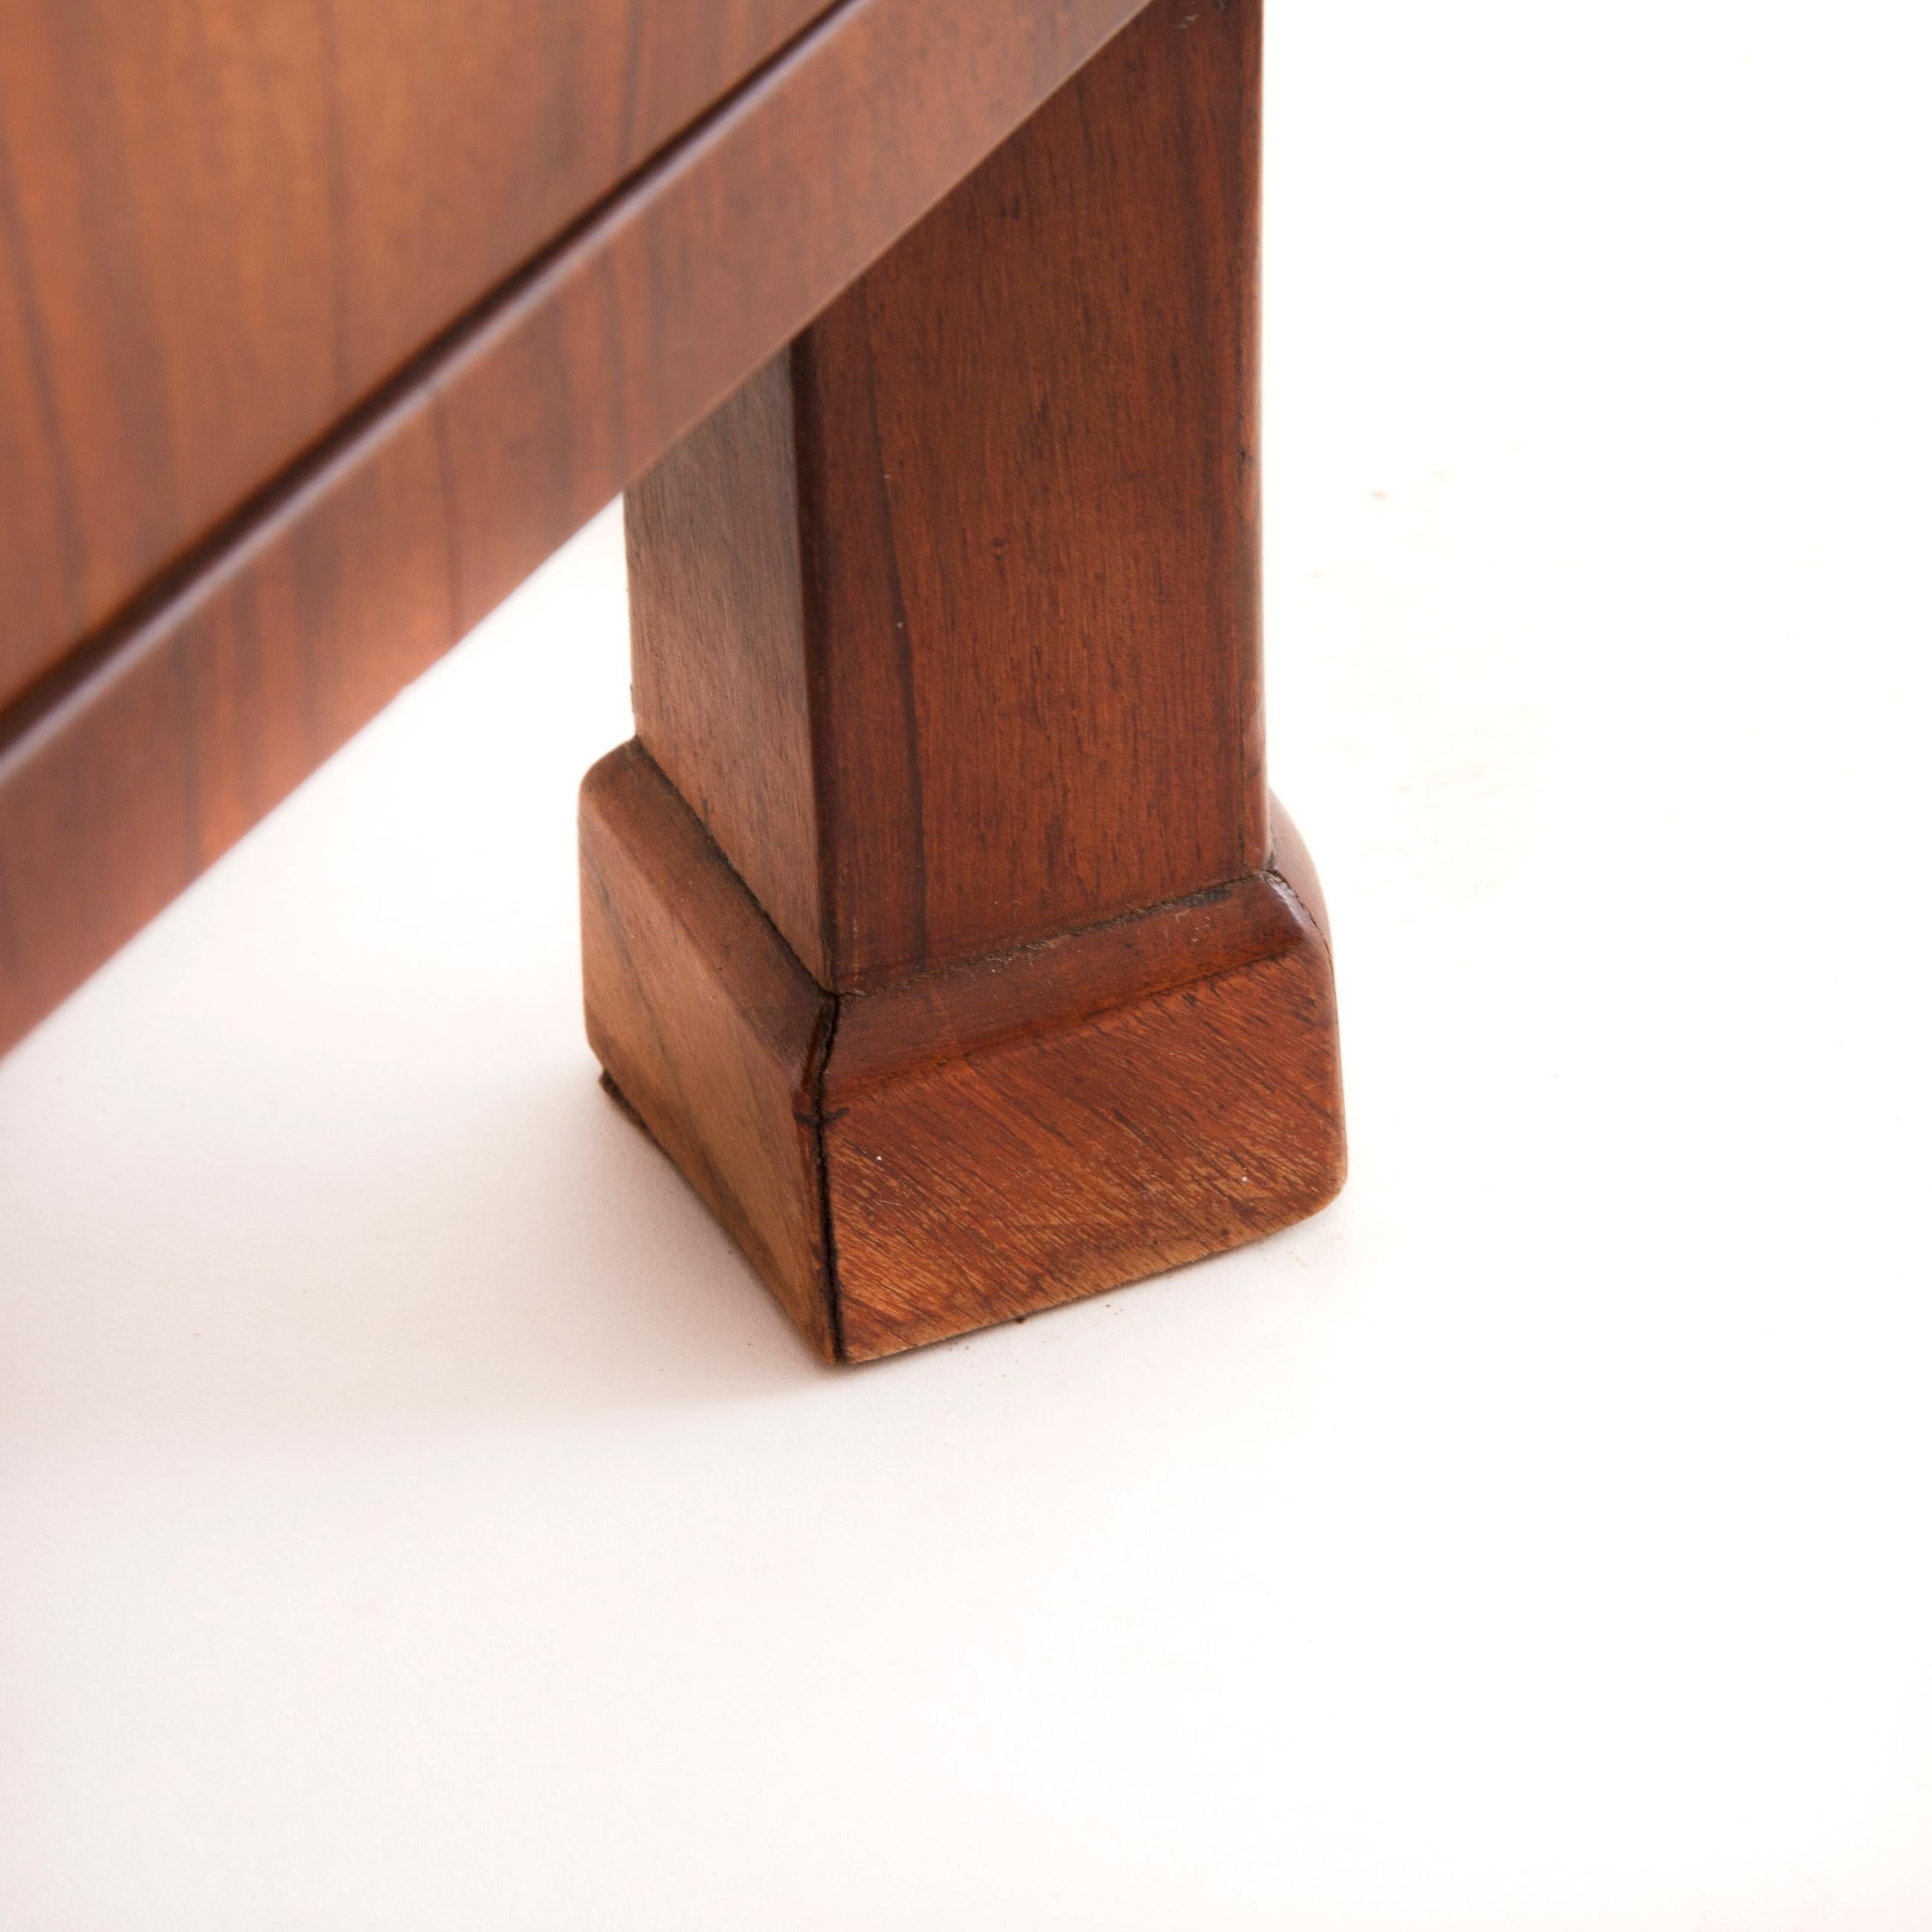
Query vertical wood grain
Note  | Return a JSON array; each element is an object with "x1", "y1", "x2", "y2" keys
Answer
[
  {"x1": 801, "y1": 0, "x2": 1266, "y2": 981},
  {"x1": 625, "y1": 361, "x2": 827, "y2": 982},
  {"x1": 624, "y1": 0, "x2": 1266, "y2": 989}
]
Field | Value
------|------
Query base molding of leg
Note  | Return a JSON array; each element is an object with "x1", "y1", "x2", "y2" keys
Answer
[{"x1": 581, "y1": 742, "x2": 1345, "y2": 1363}]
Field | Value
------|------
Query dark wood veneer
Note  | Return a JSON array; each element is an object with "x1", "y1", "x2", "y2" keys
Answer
[
  {"x1": 0, "y1": 0, "x2": 837, "y2": 710},
  {"x1": 0, "y1": 0, "x2": 1152, "y2": 1053}
]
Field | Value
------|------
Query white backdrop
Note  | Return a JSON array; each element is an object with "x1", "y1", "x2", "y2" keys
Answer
[{"x1": 4, "y1": 0, "x2": 1931, "y2": 1923}]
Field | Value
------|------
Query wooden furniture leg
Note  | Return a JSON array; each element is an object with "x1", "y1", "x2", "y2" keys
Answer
[{"x1": 579, "y1": 0, "x2": 1343, "y2": 1362}]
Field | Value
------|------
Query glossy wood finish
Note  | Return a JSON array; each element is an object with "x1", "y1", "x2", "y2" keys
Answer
[
  {"x1": 0, "y1": 0, "x2": 833, "y2": 710},
  {"x1": 593, "y1": 0, "x2": 1343, "y2": 1357},
  {"x1": 0, "y1": 0, "x2": 1152, "y2": 1056}
]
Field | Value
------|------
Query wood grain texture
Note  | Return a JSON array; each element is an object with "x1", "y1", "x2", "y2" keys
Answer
[
  {"x1": 0, "y1": 0, "x2": 834, "y2": 710},
  {"x1": 592, "y1": 1, "x2": 1341, "y2": 1360},
  {"x1": 625, "y1": 362, "x2": 827, "y2": 983},
  {"x1": 0, "y1": 0, "x2": 1153, "y2": 1057},
  {"x1": 625, "y1": 0, "x2": 1265, "y2": 988},
  {"x1": 580, "y1": 741, "x2": 1341, "y2": 1363},
  {"x1": 581, "y1": 741, "x2": 836, "y2": 1359},
  {"x1": 824, "y1": 859, "x2": 1342, "y2": 1360}
]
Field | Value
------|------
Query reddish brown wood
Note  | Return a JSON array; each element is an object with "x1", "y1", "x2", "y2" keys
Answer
[
  {"x1": 825, "y1": 877, "x2": 1340, "y2": 1360},
  {"x1": 625, "y1": 360, "x2": 827, "y2": 982},
  {"x1": 0, "y1": 0, "x2": 835, "y2": 711},
  {"x1": 581, "y1": 746, "x2": 1341, "y2": 1365},
  {"x1": 0, "y1": 0, "x2": 1152, "y2": 1056},
  {"x1": 593, "y1": 0, "x2": 1343, "y2": 1359},
  {"x1": 581, "y1": 742, "x2": 836, "y2": 1359},
  {"x1": 628, "y1": 0, "x2": 1265, "y2": 989}
]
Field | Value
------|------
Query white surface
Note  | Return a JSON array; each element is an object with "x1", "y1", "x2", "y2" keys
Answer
[{"x1": 5, "y1": 1, "x2": 1932, "y2": 1924}]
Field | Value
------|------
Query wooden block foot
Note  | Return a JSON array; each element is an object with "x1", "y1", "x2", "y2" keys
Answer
[{"x1": 581, "y1": 743, "x2": 1343, "y2": 1363}]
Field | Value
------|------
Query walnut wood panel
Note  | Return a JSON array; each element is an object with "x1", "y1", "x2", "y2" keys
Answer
[
  {"x1": 0, "y1": 0, "x2": 835, "y2": 710},
  {"x1": 580, "y1": 741, "x2": 1342, "y2": 1363},
  {"x1": 625, "y1": 0, "x2": 1264, "y2": 987},
  {"x1": 0, "y1": 0, "x2": 1154, "y2": 1057}
]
